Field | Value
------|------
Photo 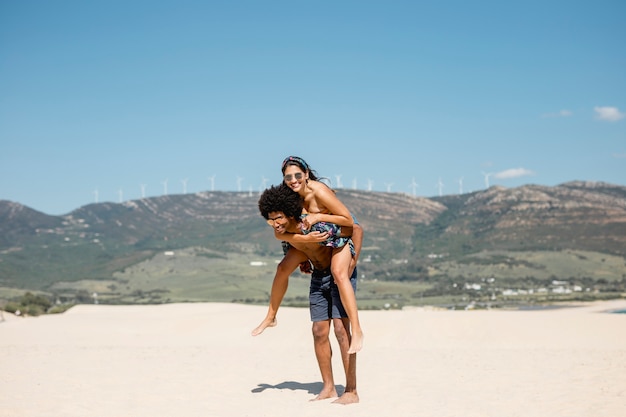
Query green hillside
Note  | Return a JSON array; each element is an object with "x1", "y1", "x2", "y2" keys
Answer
[{"x1": 1, "y1": 182, "x2": 625, "y2": 311}]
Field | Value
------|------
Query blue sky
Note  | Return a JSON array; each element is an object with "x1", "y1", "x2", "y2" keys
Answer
[{"x1": 1, "y1": 0, "x2": 624, "y2": 215}]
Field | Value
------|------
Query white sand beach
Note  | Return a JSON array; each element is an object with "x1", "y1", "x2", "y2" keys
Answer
[{"x1": 1, "y1": 300, "x2": 625, "y2": 417}]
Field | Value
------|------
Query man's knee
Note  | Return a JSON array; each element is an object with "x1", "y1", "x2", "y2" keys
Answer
[{"x1": 312, "y1": 320, "x2": 331, "y2": 340}]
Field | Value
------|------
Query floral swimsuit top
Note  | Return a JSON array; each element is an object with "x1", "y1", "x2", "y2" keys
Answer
[{"x1": 299, "y1": 214, "x2": 355, "y2": 255}]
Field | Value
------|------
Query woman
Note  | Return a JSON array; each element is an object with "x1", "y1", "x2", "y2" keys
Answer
[{"x1": 279, "y1": 156, "x2": 364, "y2": 354}]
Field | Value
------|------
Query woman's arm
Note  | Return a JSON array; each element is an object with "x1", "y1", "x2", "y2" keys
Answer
[{"x1": 304, "y1": 182, "x2": 354, "y2": 228}]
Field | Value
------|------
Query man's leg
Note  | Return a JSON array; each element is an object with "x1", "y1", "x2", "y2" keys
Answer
[
  {"x1": 332, "y1": 317, "x2": 359, "y2": 404},
  {"x1": 329, "y1": 267, "x2": 359, "y2": 404},
  {"x1": 311, "y1": 319, "x2": 338, "y2": 400},
  {"x1": 309, "y1": 273, "x2": 338, "y2": 401}
]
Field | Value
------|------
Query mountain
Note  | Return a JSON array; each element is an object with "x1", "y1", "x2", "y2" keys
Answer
[
  {"x1": 418, "y1": 181, "x2": 626, "y2": 255},
  {"x1": 1, "y1": 182, "x2": 625, "y2": 308}
]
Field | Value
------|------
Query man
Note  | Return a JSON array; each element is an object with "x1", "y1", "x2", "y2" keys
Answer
[{"x1": 252, "y1": 184, "x2": 362, "y2": 405}]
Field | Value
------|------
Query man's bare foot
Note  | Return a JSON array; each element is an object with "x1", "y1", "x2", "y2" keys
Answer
[
  {"x1": 347, "y1": 330, "x2": 364, "y2": 354},
  {"x1": 251, "y1": 318, "x2": 277, "y2": 336},
  {"x1": 310, "y1": 388, "x2": 338, "y2": 401},
  {"x1": 332, "y1": 391, "x2": 359, "y2": 405}
]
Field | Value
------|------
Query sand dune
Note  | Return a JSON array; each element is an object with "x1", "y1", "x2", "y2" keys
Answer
[{"x1": 1, "y1": 300, "x2": 625, "y2": 417}]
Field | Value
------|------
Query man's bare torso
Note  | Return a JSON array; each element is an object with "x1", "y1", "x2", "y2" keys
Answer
[{"x1": 289, "y1": 240, "x2": 333, "y2": 271}]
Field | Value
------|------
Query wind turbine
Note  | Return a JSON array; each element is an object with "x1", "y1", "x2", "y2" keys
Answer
[
  {"x1": 481, "y1": 171, "x2": 493, "y2": 189},
  {"x1": 260, "y1": 176, "x2": 268, "y2": 192},
  {"x1": 352, "y1": 177, "x2": 357, "y2": 190},
  {"x1": 140, "y1": 184, "x2": 146, "y2": 198},
  {"x1": 181, "y1": 178, "x2": 188, "y2": 194},
  {"x1": 458, "y1": 177, "x2": 464, "y2": 194},
  {"x1": 437, "y1": 178, "x2": 444, "y2": 197},
  {"x1": 93, "y1": 188, "x2": 99, "y2": 204},
  {"x1": 335, "y1": 174, "x2": 343, "y2": 189},
  {"x1": 208, "y1": 175, "x2": 216, "y2": 191},
  {"x1": 162, "y1": 179, "x2": 168, "y2": 196},
  {"x1": 236, "y1": 176, "x2": 243, "y2": 192},
  {"x1": 409, "y1": 177, "x2": 419, "y2": 196},
  {"x1": 118, "y1": 188, "x2": 123, "y2": 203},
  {"x1": 385, "y1": 182, "x2": 394, "y2": 192},
  {"x1": 367, "y1": 179, "x2": 373, "y2": 191}
]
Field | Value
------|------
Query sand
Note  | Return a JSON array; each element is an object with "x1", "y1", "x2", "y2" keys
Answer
[{"x1": 1, "y1": 300, "x2": 625, "y2": 417}]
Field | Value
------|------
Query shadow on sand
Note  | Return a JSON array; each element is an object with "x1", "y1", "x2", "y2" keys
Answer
[{"x1": 251, "y1": 381, "x2": 344, "y2": 395}]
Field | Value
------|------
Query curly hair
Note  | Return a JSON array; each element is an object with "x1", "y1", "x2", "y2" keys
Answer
[{"x1": 258, "y1": 183, "x2": 303, "y2": 220}]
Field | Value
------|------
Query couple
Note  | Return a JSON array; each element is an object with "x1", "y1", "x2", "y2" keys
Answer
[{"x1": 251, "y1": 156, "x2": 363, "y2": 404}]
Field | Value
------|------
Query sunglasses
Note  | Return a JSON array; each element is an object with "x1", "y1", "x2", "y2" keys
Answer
[
  {"x1": 283, "y1": 172, "x2": 304, "y2": 182},
  {"x1": 266, "y1": 215, "x2": 287, "y2": 226}
]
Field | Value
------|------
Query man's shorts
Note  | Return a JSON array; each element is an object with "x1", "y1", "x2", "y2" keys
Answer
[{"x1": 309, "y1": 266, "x2": 358, "y2": 322}]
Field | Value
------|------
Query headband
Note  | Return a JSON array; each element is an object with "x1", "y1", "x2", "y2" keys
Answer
[{"x1": 281, "y1": 156, "x2": 309, "y2": 173}]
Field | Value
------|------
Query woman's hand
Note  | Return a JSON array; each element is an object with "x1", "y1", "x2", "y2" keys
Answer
[{"x1": 302, "y1": 213, "x2": 322, "y2": 229}]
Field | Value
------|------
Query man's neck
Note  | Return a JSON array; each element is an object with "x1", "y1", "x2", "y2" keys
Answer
[{"x1": 284, "y1": 219, "x2": 303, "y2": 235}]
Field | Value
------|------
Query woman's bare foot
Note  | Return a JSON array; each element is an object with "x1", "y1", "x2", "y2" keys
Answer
[
  {"x1": 332, "y1": 391, "x2": 359, "y2": 405},
  {"x1": 251, "y1": 318, "x2": 277, "y2": 336},
  {"x1": 347, "y1": 330, "x2": 363, "y2": 354}
]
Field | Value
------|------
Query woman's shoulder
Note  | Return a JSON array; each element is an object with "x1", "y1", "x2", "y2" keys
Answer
[{"x1": 309, "y1": 180, "x2": 334, "y2": 195}]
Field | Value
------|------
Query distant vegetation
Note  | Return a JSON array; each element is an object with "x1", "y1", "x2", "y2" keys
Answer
[
  {"x1": 1, "y1": 182, "x2": 625, "y2": 315},
  {"x1": 2, "y1": 292, "x2": 72, "y2": 316}
]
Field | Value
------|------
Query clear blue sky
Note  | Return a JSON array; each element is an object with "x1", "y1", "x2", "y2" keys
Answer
[{"x1": 1, "y1": 0, "x2": 624, "y2": 215}]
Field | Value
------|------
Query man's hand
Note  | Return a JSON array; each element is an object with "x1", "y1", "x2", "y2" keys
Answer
[
  {"x1": 301, "y1": 231, "x2": 329, "y2": 242},
  {"x1": 299, "y1": 260, "x2": 312, "y2": 274}
]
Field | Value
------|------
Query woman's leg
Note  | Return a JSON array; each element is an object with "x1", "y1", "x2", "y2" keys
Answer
[{"x1": 330, "y1": 245, "x2": 364, "y2": 353}]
